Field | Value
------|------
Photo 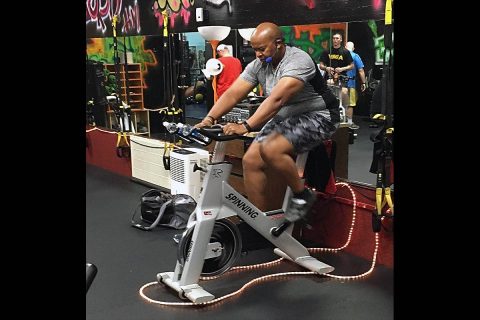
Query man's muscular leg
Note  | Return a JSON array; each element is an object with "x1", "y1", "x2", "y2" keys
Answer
[
  {"x1": 259, "y1": 133, "x2": 304, "y2": 194},
  {"x1": 260, "y1": 133, "x2": 317, "y2": 223},
  {"x1": 243, "y1": 141, "x2": 288, "y2": 211},
  {"x1": 243, "y1": 142, "x2": 271, "y2": 211}
]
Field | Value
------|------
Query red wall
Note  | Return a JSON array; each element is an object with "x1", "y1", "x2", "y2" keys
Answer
[
  {"x1": 86, "y1": 128, "x2": 132, "y2": 177},
  {"x1": 298, "y1": 183, "x2": 393, "y2": 268}
]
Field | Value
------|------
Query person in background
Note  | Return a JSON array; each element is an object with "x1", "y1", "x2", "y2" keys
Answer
[
  {"x1": 215, "y1": 44, "x2": 243, "y2": 98},
  {"x1": 196, "y1": 22, "x2": 339, "y2": 223},
  {"x1": 345, "y1": 41, "x2": 367, "y2": 129},
  {"x1": 319, "y1": 32, "x2": 354, "y2": 124}
]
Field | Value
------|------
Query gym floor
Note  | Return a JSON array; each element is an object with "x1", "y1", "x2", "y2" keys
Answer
[{"x1": 86, "y1": 164, "x2": 393, "y2": 320}]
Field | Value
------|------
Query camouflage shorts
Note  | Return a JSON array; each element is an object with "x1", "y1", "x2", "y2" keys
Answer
[{"x1": 254, "y1": 110, "x2": 339, "y2": 153}]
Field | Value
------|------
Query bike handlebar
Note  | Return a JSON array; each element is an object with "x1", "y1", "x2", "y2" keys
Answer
[
  {"x1": 198, "y1": 125, "x2": 253, "y2": 142},
  {"x1": 163, "y1": 122, "x2": 254, "y2": 145}
]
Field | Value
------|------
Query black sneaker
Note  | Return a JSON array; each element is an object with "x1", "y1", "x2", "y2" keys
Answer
[{"x1": 285, "y1": 188, "x2": 317, "y2": 222}]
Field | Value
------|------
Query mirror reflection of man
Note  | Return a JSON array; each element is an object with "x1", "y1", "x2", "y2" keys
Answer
[
  {"x1": 215, "y1": 44, "x2": 242, "y2": 98},
  {"x1": 319, "y1": 32, "x2": 354, "y2": 125},
  {"x1": 345, "y1": 41, "x2": 366, "y2": 129}
]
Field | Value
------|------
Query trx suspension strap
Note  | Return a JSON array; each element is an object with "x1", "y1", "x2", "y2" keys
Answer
[
  {"x1": 371, "y1": 0, "x2": 394, "y2": 232},
  {"x1": 111, "y1": 15, "x2": 131, "y2": 158},
  {"x1": 161, "y1": 9, "x2": 183, "y2": 123},
  {"x1": 161, "y1": 12, "x2": 172, "y2": 107}
]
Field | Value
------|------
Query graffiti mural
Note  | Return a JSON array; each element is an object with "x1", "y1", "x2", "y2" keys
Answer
[
  {"x1": 367, "y1": 19, "x2": 393, "y2": 64},
  {"x1": 86, "y1": 36, "x2": 157, "y2": 74},
  {"x1": 280, "y1": 23, "x2": 347, "y2": 63},
  {"x1": 373, "y1": 0, "x2": 383, "y2": 11},
  {"x1": 87, "y1": 0, "x2": 384, "y2": 38},
  {"x1": 304, "y1": 0, "x2": 315, "y2": 9},
  {"x1": 152, "y1": 0, "x2": 195, "y2": 29},
  {"x1": 86, "y1": 0, "x2": 141, "y2": 35}
]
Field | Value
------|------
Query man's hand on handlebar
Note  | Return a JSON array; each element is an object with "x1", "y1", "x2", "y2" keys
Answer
[
  {"x1": 222, "y1": 122, "x2": 248, "y2": 135},
  {"x1": 195, "y1": 116, "x2": 215, "y2": 129},
  {"x1": 194, "y1": 117, "x2": 249, "y2": 136},
  {"x1": 195, "y1": 119, "x2": 212, "y2": 129}
]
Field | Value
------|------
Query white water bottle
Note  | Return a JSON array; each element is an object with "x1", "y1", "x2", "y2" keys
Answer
[
  {"x1": 177, "y1": 123, "x2": 209, "y2": 144},
  {"x1": 177, "y1": 123, "x2": 193, "y2": 136}
]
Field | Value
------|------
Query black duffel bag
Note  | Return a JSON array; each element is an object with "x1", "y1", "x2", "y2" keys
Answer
[{"x1": 131, "y1": 189, "x2": 196, "y2": 231}]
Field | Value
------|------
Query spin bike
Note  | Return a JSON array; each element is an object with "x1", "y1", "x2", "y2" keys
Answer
[
  {"x1": 157, "y1": 124, "x2": 334, "y2": 304},
  {"x1": 327, "y1": 73, "x2": 353, "y2": 123},
  {"x1": 327, "y1": 74, "x2": 357, "y2": 143}
]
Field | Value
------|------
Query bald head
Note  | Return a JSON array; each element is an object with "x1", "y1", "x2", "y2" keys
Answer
[
  {"x1": 250, "y1": 22, "x2": 286, "y2": 65},
  {"x1": 251, "y1": 22, "x2": 283, "y2": 44},
  {"x1": 346, "y1": 41, "x2": 355, "y2": 51}
]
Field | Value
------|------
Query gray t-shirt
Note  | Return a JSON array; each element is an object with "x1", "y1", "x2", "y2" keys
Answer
[{"x1": 240, "y1": 46, "x2": 327, "y2": 119}]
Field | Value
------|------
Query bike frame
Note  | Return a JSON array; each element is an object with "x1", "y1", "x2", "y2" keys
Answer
[{"x1": 158, "y1": 136, "x2": 334, "y2": 303}]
